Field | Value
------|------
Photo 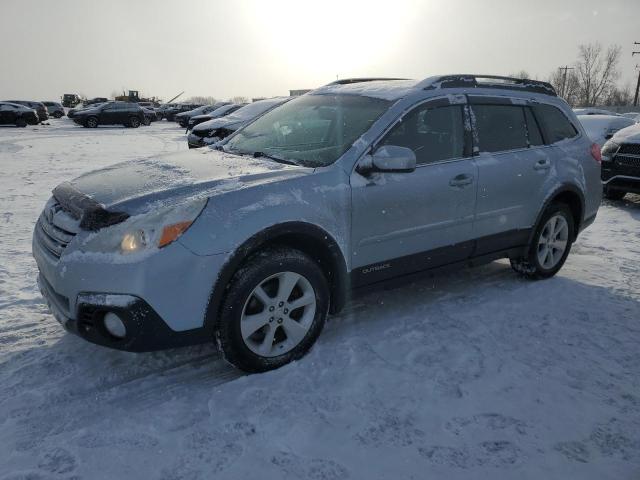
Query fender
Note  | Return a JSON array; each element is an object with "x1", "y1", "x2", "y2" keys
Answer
[
  {"x1": 203, "y1": 221, "x2": 349, "y2": 333},
  {"x1": 528, "y1": 182, "x2": 585, "y2": 245}
]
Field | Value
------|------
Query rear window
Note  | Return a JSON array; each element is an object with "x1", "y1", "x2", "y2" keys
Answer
[
  {"x1": 472, "y1": 105, "x2": 528, "y2": 153},
  {"x1": 532, "y1": 104, "x2": 578, "y2": 144}
]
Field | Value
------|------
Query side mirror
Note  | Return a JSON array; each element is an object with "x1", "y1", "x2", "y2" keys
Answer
[{"x1": 369, "y1": 145, "x2": 416, "y2": 173}]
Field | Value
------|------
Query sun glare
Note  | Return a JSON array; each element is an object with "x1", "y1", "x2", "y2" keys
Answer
[{"x1": 247, "y1": 0, "x2": 409, "y2": 79}]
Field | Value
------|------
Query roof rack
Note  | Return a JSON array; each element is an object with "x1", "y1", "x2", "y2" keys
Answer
[
  {"x1": 417, "y1": 75, "x2": 557, "y2": 96},
  {"x1": 327, "y1": 77, "x2": 409, "y2": 86}
]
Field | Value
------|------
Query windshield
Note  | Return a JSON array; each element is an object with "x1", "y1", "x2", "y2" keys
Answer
[{"x1": 224, "y1": 94, "x2": 391, "y2": 167}]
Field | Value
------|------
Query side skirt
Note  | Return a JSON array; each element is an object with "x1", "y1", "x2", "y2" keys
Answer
[{"x1": 350, "y1": 229, "x2": 531, "y2": 289}]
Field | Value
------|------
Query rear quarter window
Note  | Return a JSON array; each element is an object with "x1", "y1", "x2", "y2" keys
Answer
[
  {"x1": 533, "y1": 104, "x2": 578, "y2": 144},
  {"x1": 471, "y1": 104, "x2": 528, "y2": 153}
]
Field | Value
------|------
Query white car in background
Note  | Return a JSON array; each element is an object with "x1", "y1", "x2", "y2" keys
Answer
[
  {"x1": 576, "y1": 114, "x2": 635, "y2": 146},
  {"x1": 620, "y1": 112, "x2": 640, "y2": 122}
]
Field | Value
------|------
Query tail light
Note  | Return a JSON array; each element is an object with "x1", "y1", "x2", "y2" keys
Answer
[{"x1": 590, "y1": 143, "x2": 602, "y2": 164}]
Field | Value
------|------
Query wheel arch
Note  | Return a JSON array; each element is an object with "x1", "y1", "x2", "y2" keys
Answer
[
  {"x1": 534, "y1": 184, "x2": 585, "y2": 242},
  {"x1": 204, "y1": 222, "x2": 349, "y2": 333}
]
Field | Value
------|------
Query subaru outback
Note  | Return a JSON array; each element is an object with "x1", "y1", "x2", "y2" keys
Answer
[{"x1": 33, "y1": 75, "x2": 601, "y2": 372}]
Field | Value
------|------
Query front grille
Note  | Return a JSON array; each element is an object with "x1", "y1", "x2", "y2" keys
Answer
[
  {"x1": 615, "y1": 155, "x2": 640, "y2": 171},
  {"x1": 35, "y1": 199, "x2": 79, "y2": 259},
  {"x1": 618, "y1": 143, "x2": 640, "y2": 156}
]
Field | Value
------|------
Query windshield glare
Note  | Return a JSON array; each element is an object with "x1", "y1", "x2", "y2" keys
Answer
[{"x1": 224, "y1": 94, "x2": 391, "y2": 167}]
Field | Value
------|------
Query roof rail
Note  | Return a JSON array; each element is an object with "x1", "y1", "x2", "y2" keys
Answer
[
  {"x1": 417, "y1": 74, "x2": 557, "y2": 96},
  {"x1": 327, "y1": 77, "x2": 409, "y2": 86}
]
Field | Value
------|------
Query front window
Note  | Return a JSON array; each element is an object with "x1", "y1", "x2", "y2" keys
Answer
[{"x1": 224, "y1": 94, "x2": 391, "y2": 167}]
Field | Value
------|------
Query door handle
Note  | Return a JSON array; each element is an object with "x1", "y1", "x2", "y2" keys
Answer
[
  {"x1": 449, "y1": 174, "x2": 473, "y2": 187},
  {"x1": 534, "y1": 159, "x2": 551, "y2": 170}
]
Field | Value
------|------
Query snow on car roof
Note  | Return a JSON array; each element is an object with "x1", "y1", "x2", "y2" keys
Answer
[{"x1": 311, "y1": 79, "x2": 420, "y2": 101}]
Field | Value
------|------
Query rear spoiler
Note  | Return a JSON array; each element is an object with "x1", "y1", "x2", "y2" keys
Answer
[{"x1": 52, "y1": 182, "x2": 129, "y2": 231}]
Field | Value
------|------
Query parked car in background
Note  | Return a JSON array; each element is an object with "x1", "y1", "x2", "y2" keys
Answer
[
  {"x1": 601, "y1": 123, "x2": 640, "y2": 200},
  {"x1": 138, "y1": 101, "x2": 157, "y2": 109},
  {"x1": 187, "y1": 97, "x2": 290, "y2": 148},
  {"x1": 68, "y1": 103, "x2": 106, "y2": 119},
  {"x1": 573, "y1": 107, "x2": 620, "y2": 116},
  {"x1": 43, "y1": 101, "x2": 65, "y2": 118},
  {"x1": 156, "y1": 103, "x2": 177, "y2": 120},
  {"x1": 175, "y1": 103, "x2": 229, "y2": 128},
  {"x1": 84, "y1": 97, "x2": 109, "y2": 107},
  {"x1": 71, "y1": 101, "x2": 146, "y2": 128},
  {"x1": 0, "y1": 102, "x2": 39, "y2": 126},
  {"x1": 141, "y1": 106, "x2": 158, "y2": 124},
  {"x1": 163, "y1": 103, "x2": 203, "y2": 122},
  {"x1": 33, "y1": 75, "x2": 601, "y2": 373},
  {"x1": 2, "y1": 100, "x2": 48, "y2": 122},
  {"x1": 577, "y1": 114, "x2": 635, "y2": 146},
  {"x1": 62, "y1": 94, "x2": 81, "y2": 108},
  {"x1": 187, "y1": 103, "x2": 245, "y2": 130},
  {"x1": 620, "y1": 112, "x2": 640, "y2": 122}
]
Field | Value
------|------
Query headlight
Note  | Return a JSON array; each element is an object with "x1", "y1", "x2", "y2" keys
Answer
[
  {"x1": 79, "y1": 198, "x2": 207, "y2": 255},
  {"x1": 601, "y1": 141, "x2": 619, "y2": 162}
]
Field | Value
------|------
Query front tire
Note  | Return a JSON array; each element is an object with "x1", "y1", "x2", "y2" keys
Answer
[
  {"x1": 85, "y1": 116, "x2": 98, "y2": 128},
  {"x1": 15, "y1": 117, "x2": 27, "y2": 127},
  {"x1": 510, "y1": 203, "x2": 574, "y2": 280},
  {"x1": 53, "y1": 111, "x2": 63, "y2": 118},
  {"x1": 129, "y1": 116, "x2": 141, "y2": 128},
  {"x1": 216, "y1": 247, "x2": 329, "y2": 373}
]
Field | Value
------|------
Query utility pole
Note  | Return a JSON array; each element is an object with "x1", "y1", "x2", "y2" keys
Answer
[
  {"x1": 633, "y1": 42, "x2": 640, "y2": 106},
  {"x1": 558, "y1": 65, "x2": 574, "y2": 98}
]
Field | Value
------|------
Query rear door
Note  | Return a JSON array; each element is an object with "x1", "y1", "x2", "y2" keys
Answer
[
  {"x1": 469, "y1": 96, "x2": 551, "y2": 254},
  {"x1": 350, "y1": 97, "x2": 478, "y2": 285}
]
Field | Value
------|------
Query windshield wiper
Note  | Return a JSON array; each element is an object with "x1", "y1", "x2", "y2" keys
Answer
[{"x1": 252, "y1": 151, "x2": 298, "y2": 166}]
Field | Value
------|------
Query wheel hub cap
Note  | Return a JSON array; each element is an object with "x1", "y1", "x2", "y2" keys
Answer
[
  {"x1": 240, "y1": 271, "x2": 316, "y2": 357},
  {"x1": 537, "y1": 214, "x2": 569, "y2": 269}
]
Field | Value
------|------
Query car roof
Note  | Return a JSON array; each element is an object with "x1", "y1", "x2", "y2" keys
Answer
[{"x1": 309, "y1": 75, "x2": 558, "y2": 102}]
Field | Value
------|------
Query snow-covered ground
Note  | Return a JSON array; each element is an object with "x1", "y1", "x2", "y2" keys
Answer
[{"x1": 1, "y1": 119, "x2": 639, "y2": 479}]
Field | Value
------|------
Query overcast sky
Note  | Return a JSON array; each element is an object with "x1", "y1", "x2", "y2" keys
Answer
[{"x1": 1, "y1": 0, "x2": 639, "y2": 102}]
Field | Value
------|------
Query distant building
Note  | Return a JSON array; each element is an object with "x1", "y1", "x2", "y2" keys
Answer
[{"x1": 289, "y1": 89, "x2": 312, "y2": 97}]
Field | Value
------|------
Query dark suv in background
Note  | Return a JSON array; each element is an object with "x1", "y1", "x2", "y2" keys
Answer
[
  {"x1": 71, "y1": 101, "x2": 146, "y2": 128},
  {"x1": 601, "y1": 124, "x2": 640, "y2": 199},
  {"x1": 0, "y1": 102, "x2": 39, "y2": 126},
  {"x1": 2, "y1": 100, "x2": 48, "y2": 122}
]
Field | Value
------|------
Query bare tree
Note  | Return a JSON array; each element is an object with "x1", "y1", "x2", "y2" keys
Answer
[
  {"x1": 230, "y1": 96, "x2": 249, "y2": 104},
  {"x1": 549, "y1": 68, "x2": 580, "y2": 106},
  {"x1": 574, "y1": 43, "x2": 622, "y2": 106},
  {"x1": 602, "y1": 83, "x2": 633, "y2": 106},
  {"x1": 509, "y1": 70, "x2": 531, "y2": 80}
]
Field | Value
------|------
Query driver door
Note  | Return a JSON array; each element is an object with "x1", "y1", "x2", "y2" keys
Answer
[{"x1": 350, "y1": 98, "x2": 477, "y2": 285}]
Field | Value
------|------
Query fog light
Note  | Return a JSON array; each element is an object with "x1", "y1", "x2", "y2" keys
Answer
[{"x1": 103, "y1": 312, "x2": 126, "y2": 339}]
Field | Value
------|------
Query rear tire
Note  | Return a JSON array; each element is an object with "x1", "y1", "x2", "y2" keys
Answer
[
  {"x1": 216, "y1": 247, "x2": 329, "y2": 373},
  {"x1": 15, "y1": 117, "x2": 27, "y2": 127},
  {"x1": 85, "y1": 116, "x2": 98, "y2": 128},
  {"x1": 603, "y1": 187, "x2": 626, "y2": 201},
  {"x1": 510, "y1": 203, "x2": 574, "y2": 280}
]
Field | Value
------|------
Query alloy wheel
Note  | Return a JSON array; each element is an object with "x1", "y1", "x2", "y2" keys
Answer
[
  {"x1": 240, "y1": 271, "x2": 316, "y2": 357},
  {"x1": 537, "y1": 214, "x2": 569, "y2": 269}
]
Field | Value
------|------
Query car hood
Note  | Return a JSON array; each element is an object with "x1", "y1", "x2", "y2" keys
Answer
[
  {"x1": 63, "y1": 148, "x2": 311, "y2": 215},
  {"x1": 611, "y1": 123, "x2": 640, "y2": 144},
  {"x1": 192, "y1": 115, "x2": 245, "y2": 134}
]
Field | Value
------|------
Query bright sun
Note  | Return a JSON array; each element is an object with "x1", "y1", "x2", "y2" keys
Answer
[{"x1": 247, "y1": 0, "x2": 409, "y2": 79}]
